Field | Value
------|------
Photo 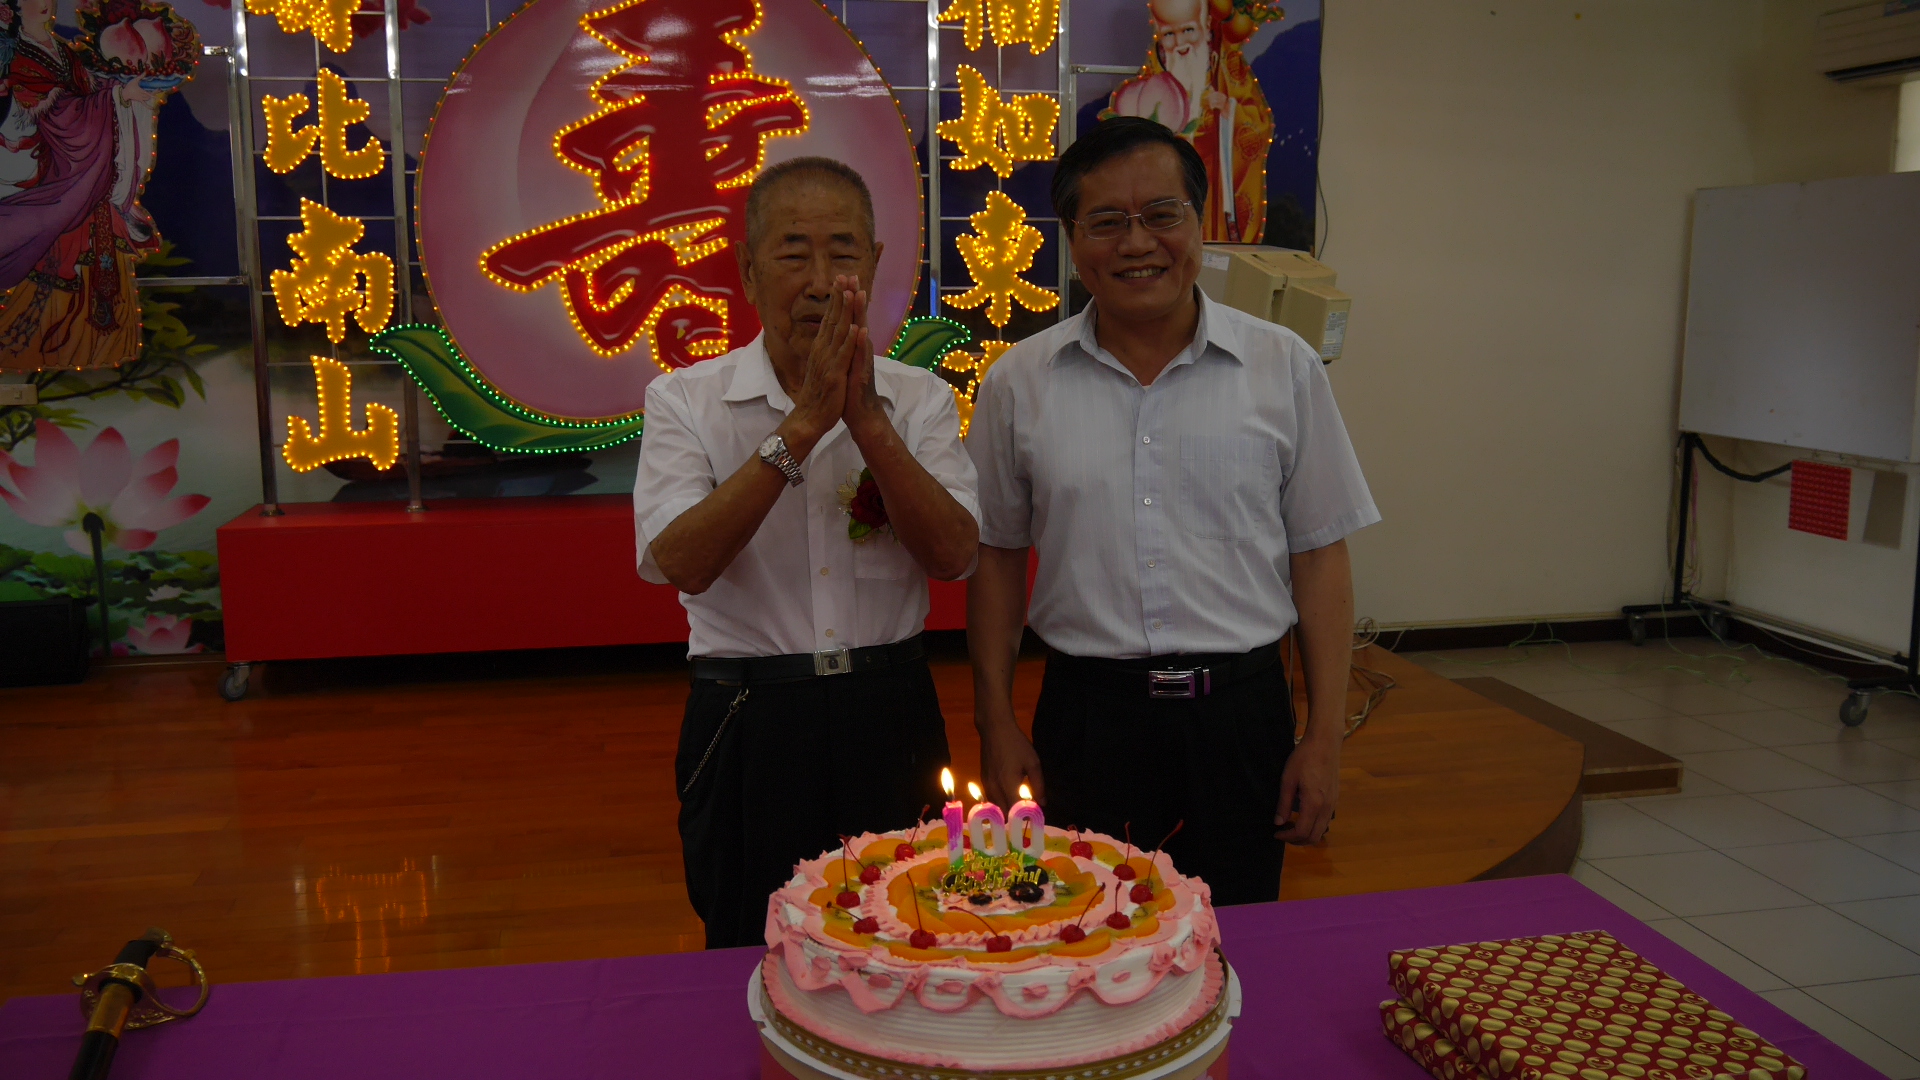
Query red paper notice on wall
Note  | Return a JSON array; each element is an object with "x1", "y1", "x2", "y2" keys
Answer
[{"x1": 1788, "y1": 460, "x2": 1851, "y2": 540}]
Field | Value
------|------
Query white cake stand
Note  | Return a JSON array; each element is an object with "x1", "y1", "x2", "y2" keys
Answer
[{"x1": 748, "y1": 961, "x2": 1243, "y2": 1080}]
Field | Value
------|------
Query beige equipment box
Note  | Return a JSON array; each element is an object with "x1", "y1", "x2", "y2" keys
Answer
[{"x1": 1197, "y1": 245, "x2": 1352, "y2": 362}]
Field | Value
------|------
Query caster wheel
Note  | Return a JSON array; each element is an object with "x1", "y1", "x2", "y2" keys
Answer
[
  {"x1": 1707, "y1": 611, "x2": 1731, "y2": 640},
  {"x1": 1628, "y1": 615, "x2": 1646, "y2": 647},
  {"x1": 218, "y1": 663, "x2": 251, "y2": 702},
  {"x1": 1839, "y1": 691, "x2": 1871, "y2": 728}
]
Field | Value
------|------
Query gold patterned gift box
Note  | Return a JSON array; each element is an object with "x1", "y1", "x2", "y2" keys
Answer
[
  {"x1": 1386, "y1": 930, "x2": 1806, "y2": 1080},
  {"x1": 1382, "y1": 997, "x2": 1485, "y2": 1080}
]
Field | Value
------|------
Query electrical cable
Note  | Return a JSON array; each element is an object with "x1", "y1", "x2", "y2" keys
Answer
[
  {"x1": 1312, "y1": 0, "x2": 1327, "y2": 258},
  {"x1": 1688, "y1": 434, "x2": 1792, "y2": 484},
  {"x1": 1345, "y1": 616, "x2": 1395, "y2": 737}
]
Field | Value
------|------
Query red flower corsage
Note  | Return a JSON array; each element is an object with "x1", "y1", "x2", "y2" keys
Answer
[{"x1": 838, "y1": 468, "x2": 889, "y2": 542}]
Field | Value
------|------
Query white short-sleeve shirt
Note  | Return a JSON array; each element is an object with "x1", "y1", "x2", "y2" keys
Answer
[
  {"x1": 633, "y1": 334, "x2": 980, "y2": 658},
  {"x1": 966, "y1": 291, "x2": 1379, "y2": 659}
]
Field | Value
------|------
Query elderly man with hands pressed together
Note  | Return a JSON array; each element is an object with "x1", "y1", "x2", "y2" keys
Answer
[
  {"x1": 635, "y1": 157, "x2": 979, "y2": 948},
  {"x1": 965, "y1": 118, "x2": 1378, "y2": 906}
]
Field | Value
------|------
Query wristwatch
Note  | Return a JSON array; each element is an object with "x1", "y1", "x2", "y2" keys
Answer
[{"x1": 758, "y1": 433, "x2": 805, "y2": 487}]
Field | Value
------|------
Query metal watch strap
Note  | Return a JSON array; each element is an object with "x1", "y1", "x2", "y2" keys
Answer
[{"x1": 759, "y1": 434, "x2": 804, "y2": 487}]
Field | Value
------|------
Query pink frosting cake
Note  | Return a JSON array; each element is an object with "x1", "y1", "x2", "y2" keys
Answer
[{"x1": 760, "y1": 824, "x2": 1224, "y2": 1072}]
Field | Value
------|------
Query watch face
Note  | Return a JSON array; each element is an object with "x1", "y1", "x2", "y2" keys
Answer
[{"x1": 760, "y1": 435, "x2": 783, "y2": 458}]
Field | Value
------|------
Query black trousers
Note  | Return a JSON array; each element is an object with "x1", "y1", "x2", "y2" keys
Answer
[
  {"x1": 1032, "y1": 649, "x2": 1295, "y2": 906},
  {"x1": 675, "y1": 658, "x2": 950, "y2": 949}
]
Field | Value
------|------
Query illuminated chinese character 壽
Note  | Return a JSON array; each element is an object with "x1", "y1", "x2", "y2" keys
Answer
[
  {"x1": 948, "y1": 191, "x2": 1058, "y2": 329},
  {"x1": 284, "y1": 356, "x2": 400, "y2": 472},
  {"x1": 937, "y1": 0, "x2": 1060, "y2": 54},
  {"x1": 936, "y1": 65, "x2": 1058, "y2": 179},
  {"x1": 480, "y1": 0, "x2": 809, "y2": 369},
  {"x1": 251, "y1": 0, "x2": 358, "y2": 53},
  {"x1": 270, "y1": 199, "x2": 396, "y2": 344},
  {"x1": 262, "y1": 69, "x2": 385, "y2": 178}
]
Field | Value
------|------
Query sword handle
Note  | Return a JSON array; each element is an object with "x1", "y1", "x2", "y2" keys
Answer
[
  {"x1": 70, "y1": 984, "x2": 136, "y2": 1080},
  {"x1": 68, "y1": 931, "x2": 169, "y2": 1080}
]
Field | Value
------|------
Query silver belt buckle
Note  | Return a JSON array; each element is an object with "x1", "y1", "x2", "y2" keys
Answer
[
  {"x1": 814, "y1": 647, "x2": 853, "y2": 676},
  {"x1": 1147, "y1": 669, "x2": 1207, "y2": 699}
]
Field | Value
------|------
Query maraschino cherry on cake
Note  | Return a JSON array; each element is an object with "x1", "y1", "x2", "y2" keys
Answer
[{"x1": 755, "y1": 814, "x2": 1234, "y2": 1080}]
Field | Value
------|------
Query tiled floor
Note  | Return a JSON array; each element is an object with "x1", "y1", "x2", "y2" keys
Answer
[{"x1": 1407, "y1": 636, "x2": 1920, "y2": 1078}]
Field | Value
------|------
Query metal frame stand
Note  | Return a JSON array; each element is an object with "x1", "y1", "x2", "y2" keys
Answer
[
  {"x1": 1622, "y1": 432, "x2": 1920, "y2": 726},
  {"x1": 214, "y1": 0, "x2": 427, "y2": 700}
]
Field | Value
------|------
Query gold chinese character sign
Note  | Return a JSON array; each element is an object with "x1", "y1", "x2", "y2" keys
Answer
[
  {"x1": 948, "y1": 191, "x2": 1058, "y2": 330},
  {"x1": 284, "y1": 356, "x2": 400, "y2": 472},
  {"x1": 937, "y1": 0, "x2": 1059, "y2": 54},
  {"x1": 936, "y1": 65, "x2": 1058, "y2": 179},
  {"x1": 270, "y1": 199, "x2": 395, "y2": 344},
  {"x1": 262, "y1": 69, "x2": 385, "y2": 178}
]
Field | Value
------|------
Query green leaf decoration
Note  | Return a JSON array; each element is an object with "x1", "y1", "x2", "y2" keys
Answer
[
  {"x1": 371, "y1": 325, "x2": 646, "y2": 454},
  {"x1": 888, "y1": 317, "x2": 973, "y2": 371}
]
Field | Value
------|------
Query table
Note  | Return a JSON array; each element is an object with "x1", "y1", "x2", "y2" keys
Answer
[{"x1": 0, "y1": 876, "x2": 1875, "y2": 1079}]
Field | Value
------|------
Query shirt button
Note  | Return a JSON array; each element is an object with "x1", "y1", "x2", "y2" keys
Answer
[
  {"x1": 820, "y1": 566, "x2": 830, "y2": 576},
  {"x1": 1147, "y1": 560, "x2": 1156, "y2": 568},
  {"x1": 825, "y1": 629, "x2": 835, "y2": 638},
  {"x1": 1152, "y1": 619, "x2": 1163, "y2": 630},
  {"x1": 1143, "y1": 497, "x2": 1152, "y2": 506},
  {"x1": 1142, "y1": 435, "x2": 1152, "y2": 444}
]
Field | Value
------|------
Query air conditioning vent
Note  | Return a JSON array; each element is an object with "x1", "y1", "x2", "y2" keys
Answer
[{"x1": 1817, "y1": 1, "x2": 1920, "y2": 83}]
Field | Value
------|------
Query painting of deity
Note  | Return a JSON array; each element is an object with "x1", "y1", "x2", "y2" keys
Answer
[
  {"x1": 0, "y1": 0, "x2": 197, "y2": 371},
  {"x1": 1104, "y1": 0, "x2": 1285, "y2": 244}
]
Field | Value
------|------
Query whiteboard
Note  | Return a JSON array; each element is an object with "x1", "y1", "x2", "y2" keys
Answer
[{"x1": 1679, "y1": 173, "x2": 1920, "y2": 463}]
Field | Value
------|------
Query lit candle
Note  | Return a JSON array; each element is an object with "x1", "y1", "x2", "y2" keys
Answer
[
  {"x1": 1009, "y1": 783, "x2": 1045, "y2": 861},
  {"x1": 941, "y1": 768, "x2": 965, "y2": 866},
  {"x1": 966, "y1": 781, "x2": 1008, "y2": 858}
]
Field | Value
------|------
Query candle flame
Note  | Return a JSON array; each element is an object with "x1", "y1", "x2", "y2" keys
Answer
[
  {"x1": 941, "y1": 767, "x2": 955, "y2": 797},
  {"x1": 967, "y1": 780, "x2": 983, "y2": 802},
  {"x1": 1018, "y1": 783, "x2": 1032, "y2": 800}
]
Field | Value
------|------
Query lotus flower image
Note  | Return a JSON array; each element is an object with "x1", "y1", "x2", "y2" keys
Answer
[
  {"x1": 0, "y1": 421, "x2": 210, "y2": 554},
  {"x1": 98, "y1": 16, "x2": 173, "y2": 67},
  {"x1": 1109, "y1": 71, "x2": 1192, "y2": 132},
  {"x1": 125, "y1": 613, "x2": 198, "y2": 654}
]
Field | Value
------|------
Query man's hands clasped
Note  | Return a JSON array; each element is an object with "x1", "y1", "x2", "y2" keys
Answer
[{"x1": 776, "y1": 275, "x2": 886, "y2": 462}]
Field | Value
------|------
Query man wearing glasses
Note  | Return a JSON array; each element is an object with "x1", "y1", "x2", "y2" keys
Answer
[{"x1": 964, "y1": 117, "x2": 1377, "y2": 905}]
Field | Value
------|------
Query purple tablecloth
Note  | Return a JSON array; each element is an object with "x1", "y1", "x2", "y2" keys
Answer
[{"x1": 0, "y1": 875, "x2": 1877, "y2": 1079}]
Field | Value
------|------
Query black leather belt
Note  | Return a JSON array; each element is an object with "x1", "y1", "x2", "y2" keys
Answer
[
  {"x1": 690, "y1": 634, "x2": 926, "y2": 685},
  {"x1": 1045, "y1": 640, "x2": 1282, "y2": 699}
]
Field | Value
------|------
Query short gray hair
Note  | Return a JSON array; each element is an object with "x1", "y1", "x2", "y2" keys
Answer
[{"x1": 744, "y1": 157, "x2": 877, "y2": 252}]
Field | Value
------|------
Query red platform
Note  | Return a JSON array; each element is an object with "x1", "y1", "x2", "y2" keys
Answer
[{"x1": 216, "y1": 496, "x2": 973, "y2": 662}]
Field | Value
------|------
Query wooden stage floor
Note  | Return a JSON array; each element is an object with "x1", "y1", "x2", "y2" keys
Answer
[{"x1": 0, "y1": 645, "x2": 1582, "y2": 1002}]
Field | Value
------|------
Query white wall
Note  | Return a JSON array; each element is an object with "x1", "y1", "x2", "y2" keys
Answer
[{"x1": 1318, "y1": 0, "x2": 1896, "y2": 628}]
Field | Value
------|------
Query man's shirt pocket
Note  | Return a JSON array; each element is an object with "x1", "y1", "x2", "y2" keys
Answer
[{"x1": 1176, "y1": 434, "x2": 1280, "y2": 542}]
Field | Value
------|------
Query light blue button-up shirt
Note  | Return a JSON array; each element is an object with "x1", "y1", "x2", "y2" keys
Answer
[{"x1": 966, "y1": 291, "x2": 1379, "y2": 658}]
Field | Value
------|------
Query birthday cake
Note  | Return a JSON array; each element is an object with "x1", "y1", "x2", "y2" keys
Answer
[{"x1": 754, "y1": 795, "x2": 1232, "y2": 1079}]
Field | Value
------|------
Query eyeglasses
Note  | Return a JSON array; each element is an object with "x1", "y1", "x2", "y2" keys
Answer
[{"x1": 1073, "y1": 199, "x2": 1192, "y2": 241}]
